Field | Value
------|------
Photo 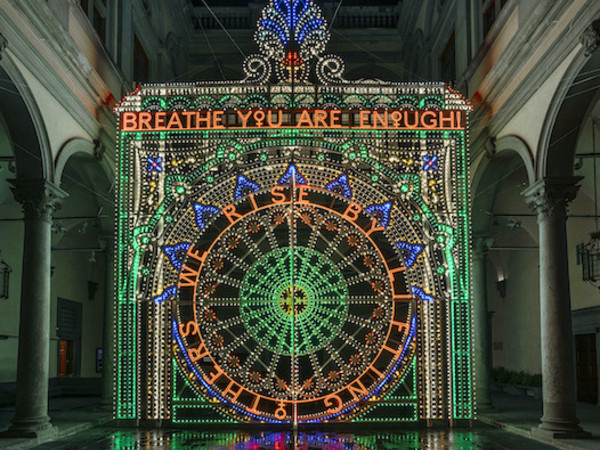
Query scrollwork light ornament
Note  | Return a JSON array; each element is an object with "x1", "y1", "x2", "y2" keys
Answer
[
  {"x1": 243, "y1": 54, "x2": 271, "y2": 84},
  {"x1": 254, "y1": 0, "x2": 330, "y2": 83},
  {"x1": 316, "y1": 55, "x2": 347, "y2": 84}
]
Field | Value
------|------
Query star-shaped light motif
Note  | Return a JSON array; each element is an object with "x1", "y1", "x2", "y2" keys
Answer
[
  {"x1": 147, "y1": 156, "x2": 163, "y2": 172},
  {"x1": 422, "y1": 155, "x2": 438, "y2": 171}
]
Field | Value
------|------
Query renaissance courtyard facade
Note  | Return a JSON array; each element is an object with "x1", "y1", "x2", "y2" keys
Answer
[{"x1": 0, "y1": 1, "x2": 599, "y2": 448}]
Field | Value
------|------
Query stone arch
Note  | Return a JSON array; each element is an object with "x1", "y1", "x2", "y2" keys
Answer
[
  {"x1": 472, "y1": 135, "x2": 535, "y2": 235},
  {"x1": 0, "y1": 55, "x2": 53, "y2": 180},
  {"x1": 537, "y1": 20, "x2": 600, "y2": 178},
  {"x1": 55, "y1": 142, "x2": 114, "y2": 232},
  {"x1": 54, "y1": 138, "x2": 97, "y2": 185}
]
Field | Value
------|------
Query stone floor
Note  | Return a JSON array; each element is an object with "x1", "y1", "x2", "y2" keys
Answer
[
  {"x1": 4, "y1": 424, "x2": 561, "y2": 449},
  {"x1": 478, "y1": 392, "x2": 600, "y2": 450},
  {"x1": 0, "y1": 393, "x2": 597, "y2": 449}
]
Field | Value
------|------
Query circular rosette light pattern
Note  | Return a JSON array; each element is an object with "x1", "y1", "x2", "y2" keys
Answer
[{"x1": 240, "y1": 247, "x2": 348, "y2": 356}]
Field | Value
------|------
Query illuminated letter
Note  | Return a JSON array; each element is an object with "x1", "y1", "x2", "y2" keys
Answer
[
  {"x1": 343, "y1": 201, "x2": 362, "y2": 223},
  {"x1": 155, "y1": 112, "x2": 166, "y2": 129},
  {"x1": 196, "y1": 111, "x2": 211, "y2": 128},
  {"x1": 246, "y1": 395, "x2": 262, "y2": 415},
  {"x1": 393, "y1": 294, "x2": 412, "y2": 302},
  {"x1": 403, "y1": 111, "x2": 418, "y2": 129},
  {"x1": 268, "y1": 110, "x2": 283, "y2": 128},
  {"x1": 274, "y1": 401, "x2": 288, "y2": 420},
  {"x1": 223, "y1": 204, "x2": 242, "y2": 224},
  {"x1": 186, "y1": 245, "x2": 207, "y2": 263},
  {"x1": 204, "y1": 365, "x2": 224, "y2": 384},
  {"x1": 297, "y1": 185, "x2": 310, "y2": 204},
  {"x1": 348, "y1": 379, "x2": 368, "y2": 401},
  {"x1": 271, "y1": 186, "x2": 286, "y2": 204},
  {"x1": 167, "y1": 112, "x2": 183, "y2": 129},
  {"x1": 324, "y1": 394, "x2": 343, "y2": 414},
  {"x1": 439, "y1": 110, "x2": 456, "y2": 129},
  {"x1": 330, "y1": 110, "x2": 342, "y2": 128},
  {"x1": 368, "y1": 365, "x2": 384, "y2": 378},
  {"x1": 296, "y1": 110, "x2": 314, "y2": 128},
  {"x1": 237, "y1": 110, "x2": 253, "y2": 128},
  {"x1": 178, "y1": 264, "x2": 200, "y2": 287},
  {"x1": 391, "y1": 320, "x2": 409, "y2": 334},
  {"x1": 213, "y1": 111, "x2": 225, "y2": 129},
  {"x1": 182, "y1": 111, "x2": 195, "y2": 129},
  {"x1": 139, "y1": 112, "x2": 152, "y2": 130},
  {"x1": 248, "y1": 193, "x2": 258, "y2": 211},
  {"x1": 359, "y1": 111, "x2": 371, "y2": 128},
  {"x1": 187, "y1": 342, "x2": 209, "y2": 362},
  {"x1": 179, "y1": 321, "x2": 199, "y2": 337},
  {"x1": 121, "y1": 112, "x2": 138, "y2": 131},
  {"x1": 222, "y1": 380, "x2": 244, "y2": 402},
  {"x1": 313, "y1": 110, "x2": 328, "y2": 128},
  {"x1": 421, "y1": 111, "x2": 438, "y2": 129},
  {"x1": 365, "y1": 217, "x2": 384, "y2": 236},
  {"x1": 372, "y1": 111, "x2": 388, "y2": 129}
]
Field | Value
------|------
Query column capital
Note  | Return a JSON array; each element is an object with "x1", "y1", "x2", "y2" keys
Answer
[
  {"x1": 522, "y1": 177, "x2": 581, "y2": 220},
  {"x1": 9, "y1": 179, "x2": 68, "y2": 222},
  {"x1": 581, "y1": 19, "x2": 600, "y2": 57},
  {"x1": 472, "y1": 235, "x2": 494, "y2": 259}
]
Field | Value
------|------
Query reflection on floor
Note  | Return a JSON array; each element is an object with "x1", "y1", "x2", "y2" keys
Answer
[{"x1": 34, "y1": 426, "x2": 558, "y2": 449}]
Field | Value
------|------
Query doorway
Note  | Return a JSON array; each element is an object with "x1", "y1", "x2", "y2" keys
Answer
[
  {"x1": 575, "y1": 333, "x2": 598, "y2": 404},
  {"x1": 57, "y1": 298, "x2": 82, "y2": 377}
]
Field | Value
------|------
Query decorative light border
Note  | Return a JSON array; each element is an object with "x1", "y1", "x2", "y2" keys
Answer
[{"x1": 113, "y1": 0, "x2": 472, "y2": 425}]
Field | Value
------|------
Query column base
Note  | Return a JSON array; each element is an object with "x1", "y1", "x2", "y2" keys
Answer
[
  {"x1": 1, "y1": 416, "x2": 56, "y2": 439},
  {"x1": 532, "y1": 422, "x2": 592, "y2": 440}
]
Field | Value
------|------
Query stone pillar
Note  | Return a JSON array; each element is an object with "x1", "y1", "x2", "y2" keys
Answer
[
  {"x1": 523, "y1": 177, "x2": 590, "y2": 439},
  {"x1": 472, "y1": 235, "x2": 494, "y2": 412},
  {"x1": 3, "y1": 180, "x2": 66, "y2": 438},
  {"x1": 100, "y1": 234, "x2": 115, "y2": 408}
]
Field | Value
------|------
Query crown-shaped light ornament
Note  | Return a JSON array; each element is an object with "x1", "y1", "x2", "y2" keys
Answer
[{"x1": 244, "y1": 0, "x2": 346, "y2": 84}]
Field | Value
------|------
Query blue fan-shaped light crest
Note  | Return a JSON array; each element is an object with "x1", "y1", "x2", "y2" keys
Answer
[
  {"x1": 234, "y1": 175, "x2": 261, "y2": 200},
  {"x1": 258, "y1": 0, "x2": 326, "y2": 47},
  {"x1": 365, "y1": 202, "x2": 392, "y2": 228},
  {"x1": 259, "y1": 18, "x2": 288, "y2": 46},
  {"x1": 194, "y1": 203, "x2": 220, "y2": 230},
  {"x1": 396, "y1": 241, "x2": 423, "y2": 269},
  {"x1": 278, "y1": 164, "x2": 307, "y2": 185},
  {"x1": 153, "y1": 286, "x2": 177, "y2": 304},
  {"x1": 411, "y1": 286, "x2": 435, "y2": 302},
  {"x1": 325, "y1": 174, "x2": 352, "y2": 198},
  {"x1": 163, "y1": 242, "x2": 191, "y2": 271},
  {"x1": 297, "y1": 18, "x2": 324, "y2": 43}
]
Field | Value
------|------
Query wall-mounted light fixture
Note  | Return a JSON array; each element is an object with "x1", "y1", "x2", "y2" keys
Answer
[
  {"x1": 496, "y1": 279, "x2": 507, "y2": 299},
  {"x1": 577, "y1": 119, "x2": 600, "y2": 288}
]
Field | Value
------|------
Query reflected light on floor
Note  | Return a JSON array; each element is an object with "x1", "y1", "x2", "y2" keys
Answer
[{"x1": 109, "y1": 429, "x2": 477, "y2": 449}]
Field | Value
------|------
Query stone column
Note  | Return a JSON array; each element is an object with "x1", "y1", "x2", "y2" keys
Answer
[
  {"x1": 3, "y1": 180, "x2": 66, "y2": 438},
  {"x1": 472, "y1": 235, "x2": 494, "y2": 412},
  {"x1": 523, "y1": 177, "x2": 589, "y2": 438},
  {"x1": 100, "y1": 234, "x2": 115, "y2": 408}
]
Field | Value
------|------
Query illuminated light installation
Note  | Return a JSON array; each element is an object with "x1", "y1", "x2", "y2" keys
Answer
[{"x1": 115, "y1": 0, "x2": 472, "y2": 425}]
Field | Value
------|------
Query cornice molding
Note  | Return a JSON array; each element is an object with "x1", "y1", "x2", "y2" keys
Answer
[
  {"x1": 0, "y1": 2, "x2": 120, "y2": 148},
  {"x1": 469, "y1": 1, "x2": 600, "y2": 154}
]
